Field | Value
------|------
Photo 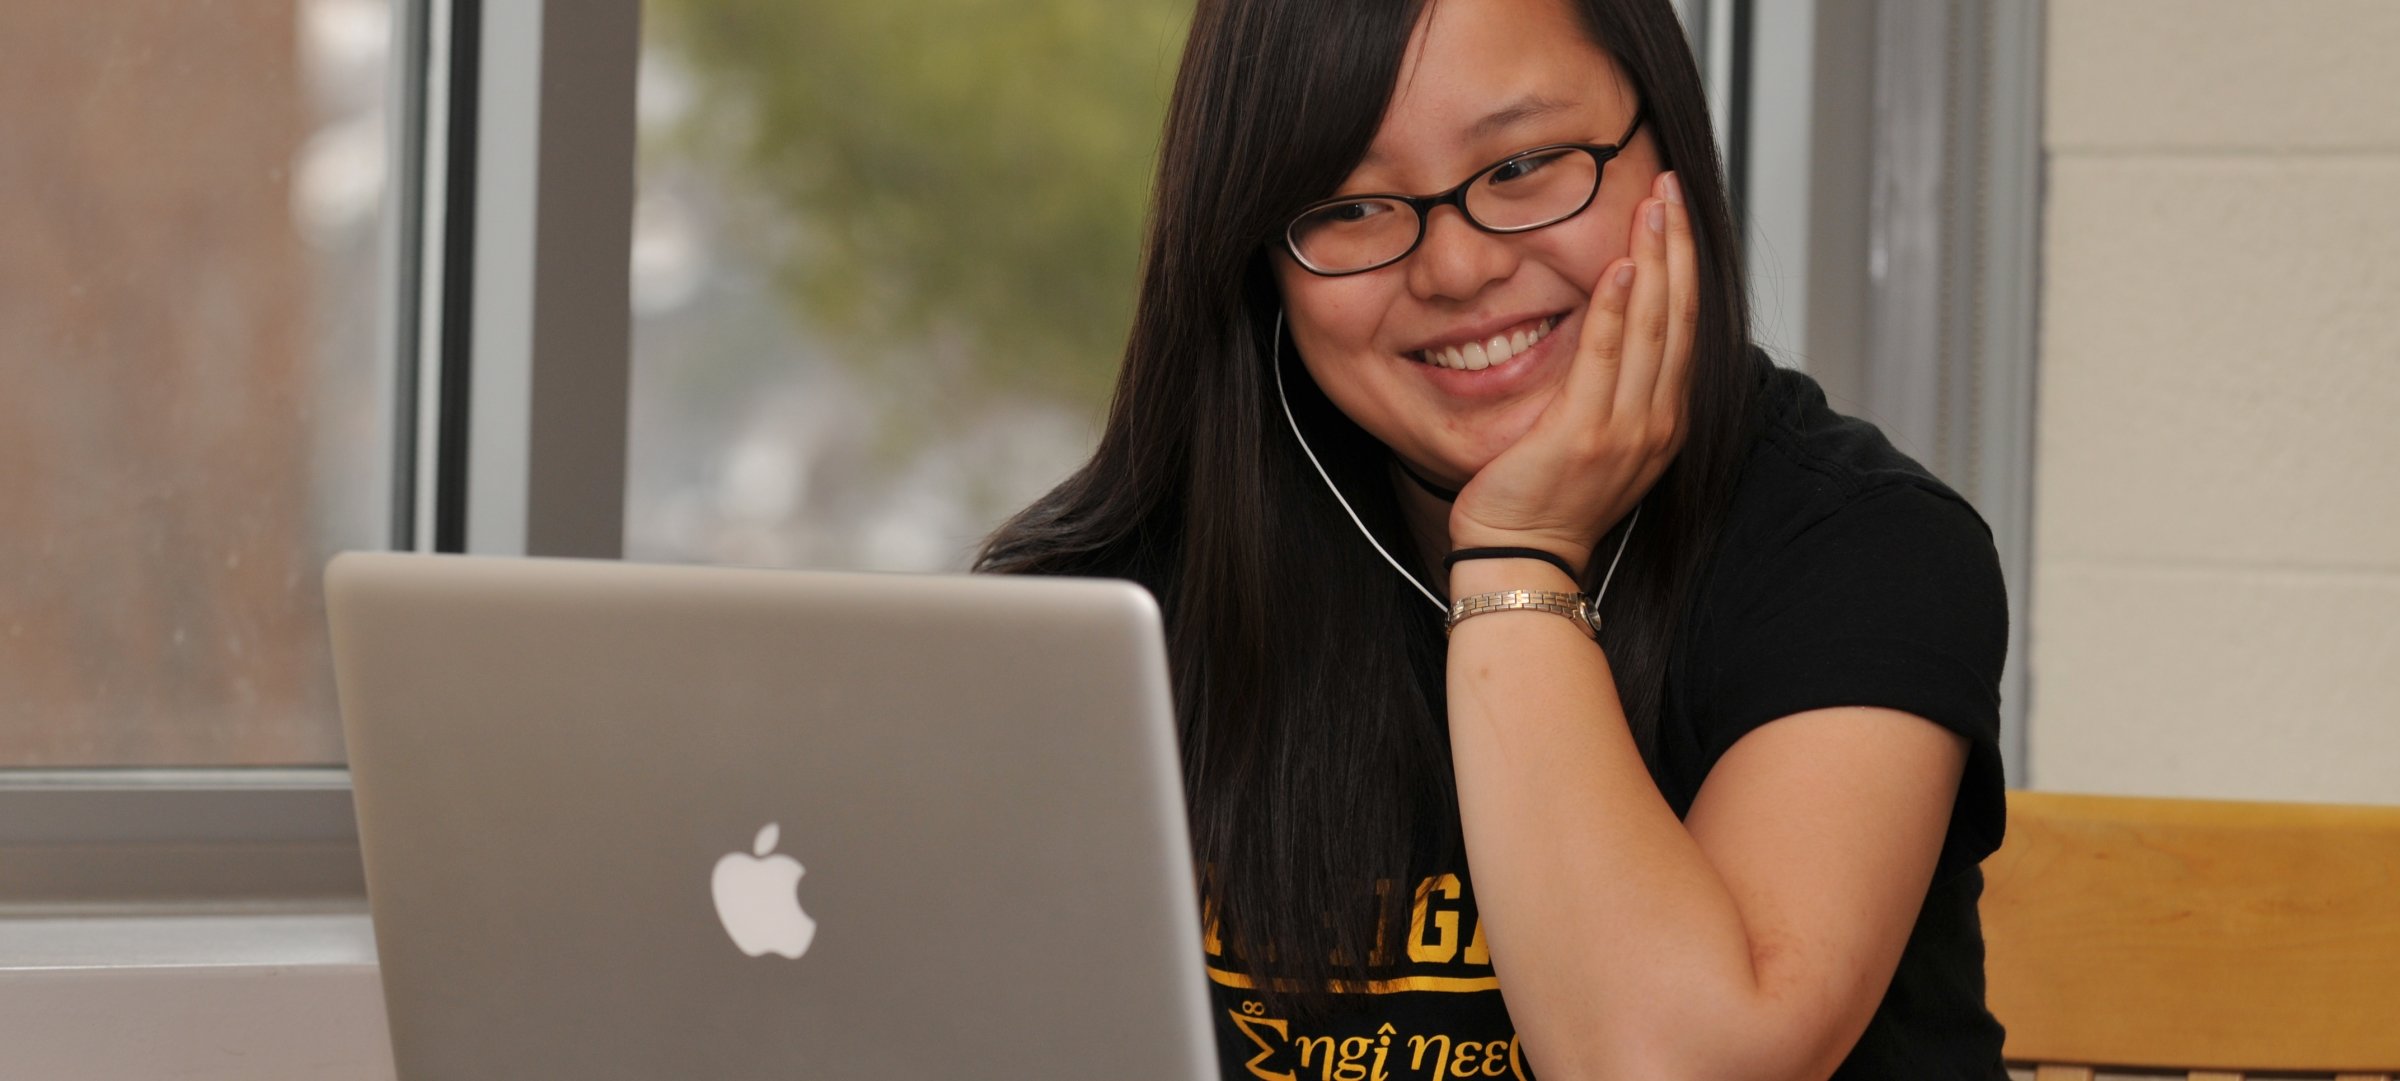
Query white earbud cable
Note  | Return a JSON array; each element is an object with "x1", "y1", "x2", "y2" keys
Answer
[
  {"x1": 1269, "y1": 308, "x2": 1638, "y2": 619},
  {"x1": 1273, "y1": 310, "x2": 1447, "y2": 611}
]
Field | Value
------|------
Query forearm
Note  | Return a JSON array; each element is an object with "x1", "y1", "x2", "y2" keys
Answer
[{"x1": 1444, "y1": 560, "x2": 1813, "y2": 1081}]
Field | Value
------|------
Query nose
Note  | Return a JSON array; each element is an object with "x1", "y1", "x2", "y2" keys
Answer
[{"x1": 1405, "y1": 204, "x2": 1518, "y2": 302}]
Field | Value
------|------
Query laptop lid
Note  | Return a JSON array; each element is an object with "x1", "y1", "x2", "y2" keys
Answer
[{"x1": 326, "y1": 553, "x2": 1217, "y2": 1081}]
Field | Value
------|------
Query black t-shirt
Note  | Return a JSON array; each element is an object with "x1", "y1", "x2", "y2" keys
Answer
[{"x1": 1196, "y1": 354, "x2": 2011, "y2": 1081}]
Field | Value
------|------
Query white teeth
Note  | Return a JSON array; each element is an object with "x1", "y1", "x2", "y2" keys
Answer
[{"x1": 1417, "y1": 316, "x2": 1558, "y2": 370}]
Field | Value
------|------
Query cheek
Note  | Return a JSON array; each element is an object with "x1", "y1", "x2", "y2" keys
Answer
[
  {"x1": 1536, "y1": 208, "x2": 1631, "y2": 292},
  {"x1": 1276, "y1": 278, "x2": 1395, "y2": 390}
]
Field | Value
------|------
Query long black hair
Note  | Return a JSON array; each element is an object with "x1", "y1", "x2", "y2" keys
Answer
[{"x1": 978, "y1": 0, "x2": 1758, "y2": 1016}]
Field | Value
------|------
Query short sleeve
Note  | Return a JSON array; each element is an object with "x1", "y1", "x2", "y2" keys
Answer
[{"x1": 1694, "y1": 481, "x2": 2011, "y2": 871}]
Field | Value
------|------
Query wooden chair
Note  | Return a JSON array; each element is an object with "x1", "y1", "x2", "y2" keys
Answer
[{"x1": 1981, "y1": 790, "x2": 2400, "y2": 1081}]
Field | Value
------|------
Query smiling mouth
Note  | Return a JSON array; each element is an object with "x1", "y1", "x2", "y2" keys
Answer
[{"x1": 1409, "y1": 315, "x2": 1561, "y2": 371}]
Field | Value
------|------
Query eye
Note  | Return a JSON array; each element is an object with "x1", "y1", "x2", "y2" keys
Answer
[
  {"x1": 1488, "y1": 149, "x2": 1570, "y2": 185},
  {"x1": 1322, "y1": 200, "x2": 1391, "y2": 223}
]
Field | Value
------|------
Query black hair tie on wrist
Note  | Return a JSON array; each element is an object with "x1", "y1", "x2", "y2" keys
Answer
[{"x1": 1443, "y1": 546, "x2": 1583, "y2": 583}]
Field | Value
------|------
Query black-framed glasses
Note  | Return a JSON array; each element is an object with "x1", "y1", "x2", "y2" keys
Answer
[{"x1": 1281, "y1": 110, "x2": 1646, "y2": 277}]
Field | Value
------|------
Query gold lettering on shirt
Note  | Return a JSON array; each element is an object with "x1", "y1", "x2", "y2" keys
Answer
[
  {"x1": 1408, "y1": 1032, "x2": 1449, "y2": 1077},
  {"x1": 1408, "y1": 874, "x2": 1463, "y2": 964},
  {"x1": 1229, "y1": 1007, "x2": 1296, "y2": 1081},
  {"x1": 1402, "y1": 1032, "x2": 1525, "y2": 1081},
  {"x1": 1480, "y1": 1037, "x2": 1514, "y2": 1077},
  {"x1": 1295, "y1": 1030, "x2": 1394, "y2": 1081},
  {"x1": 1226, "y1": 1010, "x2": 1531, "y2": 1081},
  {"x1": 1204, "y1": 871, "x2": 1499, "y2": 993}
]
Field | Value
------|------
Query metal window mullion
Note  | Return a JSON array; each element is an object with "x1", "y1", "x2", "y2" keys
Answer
[
  {"x1": 1861, "y1": 0, "x2": 2043, "y2": 787},
  {"x1": 1863, "y1": 1, "x2": 1955, "y2": 459},
  {"x1": 385, "y1": 0, "x2": 431, "y2": 550},
  {"x1": 393, "y1": 0, "x2": 461, "y2": 553},
  {"x1": 461, "y1": 0, "x2": 638, "y2": 559},
  {"x1": 1973, "y1": 1, "x2": 2045, "y2": 789},
  {"x1": 1742, "y1": 0, "x2": 1819, "y2": 369},
  {"x1": 424, "y1": 0, "x2": 473, "y2": 552}
]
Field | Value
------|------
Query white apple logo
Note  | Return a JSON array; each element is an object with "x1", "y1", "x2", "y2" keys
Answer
[{"x1": 711, "y1": 822, "x2": 818, "y2": 959}]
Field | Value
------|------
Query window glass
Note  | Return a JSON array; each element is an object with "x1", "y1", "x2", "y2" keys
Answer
[
  {"x1": 627, "y1": 0, "x2": 1187, "y2": 571},
  {"x1": 0, "y1": 0, "x2": 393, "y2": 766}
]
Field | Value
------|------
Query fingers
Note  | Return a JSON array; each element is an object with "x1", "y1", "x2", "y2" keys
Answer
[
  {"x1": 1563, "y1": 245, "x2": 1632, "y2": 419},
  {"x1": 1613, "y1": 178, "x2": 1674, "y2": 417},
  {"x1": 1656, "y1": 171, "x2": 1699, "y2": 419},
  {"x1": 1551, "y1": 172, "x2": 1695, "y2": 442}
]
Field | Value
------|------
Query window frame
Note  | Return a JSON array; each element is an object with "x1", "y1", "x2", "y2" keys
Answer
[{"x1": 0, "y1": 0, "x2": 641, "y2": 908}]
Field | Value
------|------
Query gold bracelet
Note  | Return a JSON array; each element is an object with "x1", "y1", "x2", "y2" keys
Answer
[{"x1": 1445, "y1": 588, "x2": 1600, "y2": 639}]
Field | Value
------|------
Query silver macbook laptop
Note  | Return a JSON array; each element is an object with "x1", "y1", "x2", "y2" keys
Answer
[{"x1": 325, "y1": 553, "x2": 1218, "y2": 1081}]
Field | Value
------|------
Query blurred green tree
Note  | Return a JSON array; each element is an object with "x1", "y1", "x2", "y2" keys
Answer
[{"x1": 651, "y1": 0, "x2": 1191, "y2": 408}]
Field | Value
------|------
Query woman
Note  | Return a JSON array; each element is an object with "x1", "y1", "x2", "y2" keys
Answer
[{"x1": 980, "y1": 0, "x2": 2009, "y2": 1077}]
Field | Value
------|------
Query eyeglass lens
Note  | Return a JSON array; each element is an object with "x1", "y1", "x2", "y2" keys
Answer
[{"x1": 1289, "y1": 146, "x2": 1601, "y2": 273}]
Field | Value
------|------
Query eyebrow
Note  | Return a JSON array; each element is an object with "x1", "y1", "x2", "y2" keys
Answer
[
  {"x1": 1468, "y1": 93, "x2": 1584, "y2": 139},
  {"x1": 1359, "y1": 94, "x2": 1585, "y2": 169}
]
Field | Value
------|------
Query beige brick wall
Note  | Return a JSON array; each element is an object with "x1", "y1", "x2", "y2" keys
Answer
[{"x1": 2031, "y1": 1, "x2": 2400, "y2": 802}]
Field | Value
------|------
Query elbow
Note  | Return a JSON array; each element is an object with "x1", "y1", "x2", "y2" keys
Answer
[
  {"x1": 1523, "y1": 1008, "x2": 1851, "y2": 1081},
  {"x1": 1517, "y1": 949, "x2": 1868, "y2": 1081},
  {"x1": 1542, "y1": 1049, "x2": 1839, "y2": 1081},
  {"x1": 1518, "y1": 1030, "x2": 1737, "y2": 1081}
]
